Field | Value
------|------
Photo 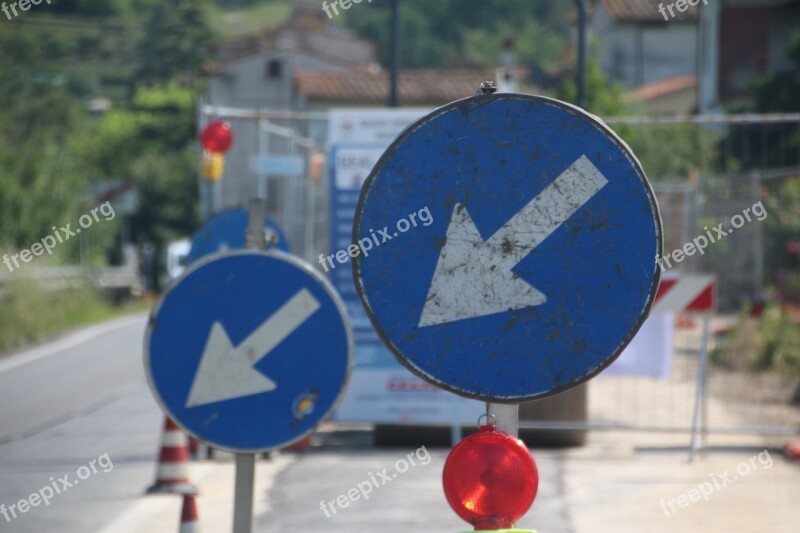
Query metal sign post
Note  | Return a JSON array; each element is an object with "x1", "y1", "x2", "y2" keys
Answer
[
  {"x1": 487, "y1": 403, "x2": 519, "y2": 439},
  {"x1": 233, "y1": 453, "x2": 257, "y2": 533},
  {"x1": 689, "y1": 312, "x2": 712, "y2": 463},
  {"x1": 230, "y1": 200, "x2": 268, "y2": 533},
  {"x1": 187, "y1": 207, "x2": 290, "y2": 265},
  {"x1": 351, "y1": 90, "x2": 661, "y2": 531},
  {"x1": 246, "y1": 198, "x2": 268, "y2": 250},
  {"x1": 145, "y1": 198, "x2": 354, "y2": 533}
]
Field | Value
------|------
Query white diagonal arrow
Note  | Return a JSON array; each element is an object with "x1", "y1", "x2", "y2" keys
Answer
[
  {"x1": 185, "y1": 288, "x2": 321, "y2": 408},
  {"x1": 418, "y1": 155, "x2": 608, "y2": 328}
]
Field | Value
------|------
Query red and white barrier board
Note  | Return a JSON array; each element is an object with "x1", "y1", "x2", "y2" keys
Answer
[
  {"x1": 652, "y1": 275, "x2": 715, "y2": 314},
  {"x1": 605, "y1": 274, "x2": 715, "y2": 378}
]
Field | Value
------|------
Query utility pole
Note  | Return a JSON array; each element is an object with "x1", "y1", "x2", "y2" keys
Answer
[
  {"x1": 388, "y1": 0, "x2": 400, "y2": 107},
  {"x1": 575, "y1": 0, "x2": 588, "y2": 109}
]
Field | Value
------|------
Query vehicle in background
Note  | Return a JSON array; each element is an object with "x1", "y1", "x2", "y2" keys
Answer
[{"x1": 166, "y1": 238, "x2": 191, "y2": 282}]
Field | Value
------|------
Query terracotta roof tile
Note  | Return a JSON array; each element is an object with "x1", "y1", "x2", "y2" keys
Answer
[
  {"x1": 204, "y1": 23, "x2": 375, "y2": 74},
  {"x1": 295, "y1": 69, "x2": 531, "y2": 105},
  {"x1": 630, "y1": 75, "x2": 697, "y2": 100}
]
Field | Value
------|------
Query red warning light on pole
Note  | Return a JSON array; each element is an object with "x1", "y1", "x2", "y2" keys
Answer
[
  {"x1": 442, "y1": 424, "x2": 538, "y2": 530},
  {"x1": 200, "y1": 120, "x2": 234, "y2": 154}
]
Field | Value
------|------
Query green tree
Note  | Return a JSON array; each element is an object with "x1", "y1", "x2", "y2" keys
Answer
[
  {"x1": 742, "y1": 29, "x2": 800, "y2": 170},
  {"x1": 0, "y1": 31, "x2": 98, "y2": 257},
  {"x1": 342, "y1": 0, "x2": 569, "y2": 72},
  {"x1": 556, "y1": 53, "x2": 628, "y2": 116},
  {"x1": 755, "y1": 30, "x2": 800, "y2": 113},
  {"x1": 83, "y1": 83, "x2": 199, "y2": 248},
  {"x1": 557, "y1": 54, "x2": 717, "y2": 181},
  {"x1": 462, "y1": 18, "x2": 565, "y2": 72},
  {"x1": 728, "y1": 26, "x2": 800, "y2": 308},
  {"x1": 50, "y1": 0, "x2": 162, "y2": 19},
  {"x1": 748, "y1": 30, "x2": 800, "y2": 385},
  {"x1": 135, "y1": 0, "x2": 215, "y2": 86},
  {"x1": 0, "y1": 0, "x2": 211, "y2": 271}
]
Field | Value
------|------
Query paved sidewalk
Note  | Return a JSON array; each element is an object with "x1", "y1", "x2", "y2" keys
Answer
[
  {"x1": 567, "y1": 431, "x2": 800, "y2": 533},
  {"x1": 93, "y1": 317, "x2": 800, "y2": 532},
  {"x1": 95, "y1": 430, "x2": 800, "y2": 533},
  {"x1": 97, "y1": 454, "x2": 295, "y2": 533}
]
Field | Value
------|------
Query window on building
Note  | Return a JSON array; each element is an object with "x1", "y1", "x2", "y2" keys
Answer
[{"x1": 267, "y1": 59, "x2": 282, "y2": 79}]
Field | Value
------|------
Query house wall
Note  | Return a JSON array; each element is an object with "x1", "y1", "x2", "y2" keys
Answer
[
  {"x1": 206, "y1": 52, "x2": 349, "y2": 212},
  {"x1": 635, "y1": 86, "x2": 698, "y2": 114},
  {"x1": 719, "y1": 2, "x2": 800, "y2": 102},
  {"x1": 208, "y1": 52, "x2": 348, "y2": 109},
  {"x1": 720, "y1": 6, "x2": 770, "y2": 101},
  {"x1": 593, "y1": 5, "x2": 698, "y2": 88}
]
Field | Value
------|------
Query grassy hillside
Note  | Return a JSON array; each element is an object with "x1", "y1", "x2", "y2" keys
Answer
[{"x1": 207, "y1": 1, "x2": 294, "y2": 38}]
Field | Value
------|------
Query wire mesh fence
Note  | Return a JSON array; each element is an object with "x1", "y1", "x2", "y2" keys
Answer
[{"x1": 199, "y1": 105, "x2": 800, "y2": 439}]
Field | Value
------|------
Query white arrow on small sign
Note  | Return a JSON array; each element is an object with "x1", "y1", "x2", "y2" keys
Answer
[
  {"x1": 186, "y1": 288, "x2": 321, "y2": 408},
  {"x1": 418, "y1": 155, "x2": 608, "y2": 328}
]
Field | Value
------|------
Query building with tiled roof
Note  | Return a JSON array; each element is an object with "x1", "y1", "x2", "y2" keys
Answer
[
  {"x1": 203, "y1": 11, "x2": 378, "y2": 109},
  {"x1": 627, "y1": 75, "x2": 698, "y2": 114},
  {"x1": 201, "y1": 8, "x2": 536, "y2": 216},
  {"x1": 630, "y1": 75, "x2": 697, "y2": 101},
  {"x1": 589, "y1": 0, "x2": 800, "y2": 112},
  {"x1": 600, "y1": 0, "x2": 700, "y2": 23},
  {"x1": 204, "y1": 13, "x2": 376, "y2": 77},
  {"x1": 589, "y1": 0, "x2": 699, "y2": 89}
]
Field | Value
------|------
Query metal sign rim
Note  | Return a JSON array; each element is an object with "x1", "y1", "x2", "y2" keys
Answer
[
  {"x1": 351, "y1": 92, "x2": 663, "y2": 403},
  {"x1": 144, "y1": 248, "x2": 355, "y2": 453}
]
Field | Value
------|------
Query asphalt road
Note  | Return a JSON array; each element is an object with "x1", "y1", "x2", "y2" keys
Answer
[
  {"x1": 2, "y1": 315, "x2": 797, "y2": 533},
  {"x1": 0, "y1": 314, "x2": 571, "y2": 532},
  {"x1": 0, "y1": 314, "x2": 164, "y2": 533},
  {"x1": 255, "y1": 431, "x2": 572, "y2": 532}
]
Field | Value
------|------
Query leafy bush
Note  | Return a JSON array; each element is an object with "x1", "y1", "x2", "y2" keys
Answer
[
  {"x1": 0, "y1": 279, "x2": 128, "y2": 352},
  {"x1": 750, "y1": 304, "x2": 800, "y2": 380}
]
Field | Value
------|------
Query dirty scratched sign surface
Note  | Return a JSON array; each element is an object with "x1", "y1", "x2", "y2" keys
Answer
[
  {"x1": 352, "y1": 94, "x2": 662, "y2": 402},
  {"x1": 145, "y1": 250, "x2": 353, "y2": 452}
]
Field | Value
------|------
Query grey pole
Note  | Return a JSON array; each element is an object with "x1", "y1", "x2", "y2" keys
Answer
[
  {"x1": 688, "y1": 313, "x2": 711, "y2": 463},
  {"x1": 478, "y1": 78, "x2": 515, "y2": 441},
  {"x1": 232, "y1": 453, "x2": 257, "y2": 533},
  {"x1": 232, "y1": 199, "x2": 270, "y2": 533},
  {"x1": 752, "y1": 173, "x2": 764, "y2": 296},
  {"x1": 258, "y1": 119, "x2": 266, "y2": 200},
  {"x1": 450, "y1": 394, "x2": 462, "y2": 446},
  {"x1": 198, "y1": 101, "x2": 209, "y2": 222},
  {"x1": 487, "y1": 403, "x2": 519, "y2": 439},
  {"x1": 388, "y1": 0, "x2": 400, "y2": 107},
  {"x1": 575, "y1": 0, "x2": 588, "y2": 109},
  {"x1": 247, "y1": 198, "x2": 268, "y2": 250}
]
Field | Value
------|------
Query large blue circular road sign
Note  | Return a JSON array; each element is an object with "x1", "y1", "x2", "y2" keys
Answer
[
  {"x1": 145, "y1": 250, "x2": 353, "y2": 452},
  {"x1": 353, "y1": 94, "x2": 662, "y2": 402}
]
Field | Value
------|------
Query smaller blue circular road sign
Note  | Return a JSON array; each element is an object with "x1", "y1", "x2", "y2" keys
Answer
[
  {"x1": 353, "y1": 94, "x2": 662, "y2": 403},
  {"x1": 145, "y1": 250, "x2": 353, "y2": 452}
]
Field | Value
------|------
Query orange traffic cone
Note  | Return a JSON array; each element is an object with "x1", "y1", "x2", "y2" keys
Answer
[
  {"x1": 179, "y1": 494, "x2": 200, "y2": 533},
  {"x1": 146, "y1": 417, "x2": 199, "y2": 495}
]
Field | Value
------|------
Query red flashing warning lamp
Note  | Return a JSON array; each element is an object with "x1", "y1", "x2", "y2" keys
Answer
[
  {"x1": 199, "y1": 120, "x2": 234, "y2": 154},
  {"x1": 442, "y1": 424, "x2": 538, "y2": 531}
]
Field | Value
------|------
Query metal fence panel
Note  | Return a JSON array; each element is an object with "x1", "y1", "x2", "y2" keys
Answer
[{"x1": 199, "y1": 106, "x2": 800, "y2": 441}]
